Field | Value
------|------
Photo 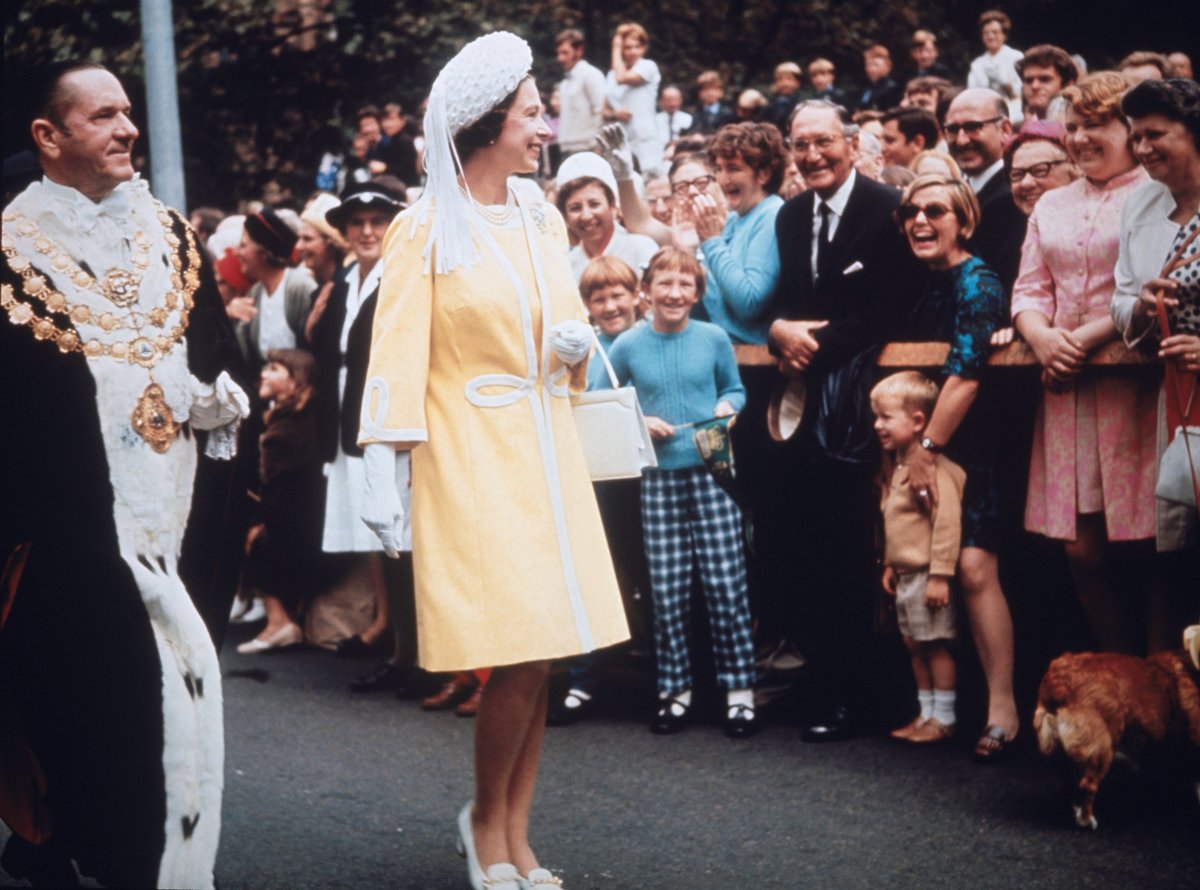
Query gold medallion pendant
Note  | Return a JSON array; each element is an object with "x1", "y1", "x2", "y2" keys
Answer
[
  {"x1": 102, "y1": 267, "x2": 140, "y2": 307},
  {"x1": 131, "y1": 383, "x2": 179, "y2": 453}
]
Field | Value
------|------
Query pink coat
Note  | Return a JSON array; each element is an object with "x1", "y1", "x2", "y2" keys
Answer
[{"x1": 1011, "y1": 168, "x2": 1158, "y2": 542}]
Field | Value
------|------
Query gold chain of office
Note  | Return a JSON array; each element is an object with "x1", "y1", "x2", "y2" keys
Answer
[{"x1": 1, "y1": 205, "x2": 201, "y2": 369}]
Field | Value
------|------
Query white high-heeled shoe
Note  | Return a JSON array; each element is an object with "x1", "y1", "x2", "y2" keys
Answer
[
  {"x1": 456, "y1": 803, "x2": 522, "y2": 890},
  {"x1": 518, "y1": 867, "x2": 564, "y2": 888}
]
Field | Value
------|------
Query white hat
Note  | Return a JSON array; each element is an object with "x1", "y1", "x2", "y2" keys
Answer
[
  {"x1": 414, "y1": 31, "x2": 533, "y2": 275},
  {"x1": 302, "y1": 193, "x2": 351, "y2": 251},
  {"x1": 555, "y1": 152, "x2": 620, "y2": 206}
]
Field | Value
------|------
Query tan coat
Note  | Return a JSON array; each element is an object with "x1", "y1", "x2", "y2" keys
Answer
[
  {"x1": 360, "y1": 197, "x2": 629, "y2": 670},
  {"x1": 882, "y1": 458, "x2": 967, "y2": 577}
]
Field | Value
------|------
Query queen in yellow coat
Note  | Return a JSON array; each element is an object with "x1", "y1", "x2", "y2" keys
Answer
[
  {"x1": 359, "y1": 192, "x2": 629, "y2": 671},
  {"x1": 356, "y1": 31, "x2": 628, "y2": 889}
]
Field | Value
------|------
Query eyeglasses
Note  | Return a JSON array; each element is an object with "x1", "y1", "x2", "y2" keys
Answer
[
  {"x1": 671, "y1": 175, "x2": 715, "y2": 196},
  {"x1": 1008, "y1": 159, "x2": 1069, "y2": 183},
  {"x1": 896, "y1": 202, "x2": 955, "y2": 223},
  {"x1": 791, "y1": 135, "x2": 843, "y2": 155},
  {"x1": 943, "y1": 117, "x2": 1003, "y2": 138}
]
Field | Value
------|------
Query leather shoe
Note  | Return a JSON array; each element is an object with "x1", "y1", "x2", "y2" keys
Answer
[
  {"x1": 801, "y1": 705, "x2": 855, "y2": 742},
  {"x1": 456, "y1": 685, "x2": 484, "y2": 717},
  {"x1": 546, "y1": 689, "x2": 596, "y2": 726},
  {"x1": 724, "y1": 703, "x2": 759, "y2": 739},
  {"x1": 650, "y1": 697, "x2": 690, "y2": 735},
  {"x1": 349, "y1": 662, "x2": 408, "y2": 693},
  {"x1": 422, "y1": 676, "x2": 478, "y2": 711}
]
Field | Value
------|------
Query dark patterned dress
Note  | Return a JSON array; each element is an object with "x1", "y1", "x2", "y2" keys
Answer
[{"x1": 908, "y1": 255, "x2": 1008, "y2": 550}]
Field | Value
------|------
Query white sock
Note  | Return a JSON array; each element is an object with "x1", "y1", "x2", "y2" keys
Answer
[
  {"x1": 726, "y1": 688, "x2": 754, "y2": 709},
  {"x1": 917, "y1": 689, "x2": 934, "y2": 721},
  {"x1": 564, "y1": 688, "x2": 592, "y2": 710},
  {"x1": 660, "y1": 689, "x2": 692, "y2": 710},
  {"x1": 933, "y1": 689, "x2": 957, "y2": 726}
]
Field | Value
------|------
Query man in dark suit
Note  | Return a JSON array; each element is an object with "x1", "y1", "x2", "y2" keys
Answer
[
  {"x1": 751, "y1": 99, "x2": 925, "y2": 741},
  {"x1": 944, "y1": 88, "x2": 1027, "y2": 293}
]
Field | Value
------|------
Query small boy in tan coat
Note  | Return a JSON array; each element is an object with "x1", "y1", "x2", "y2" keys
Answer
[{"x1": 871, "y1": 371, "x2": 967, "y2": 744}]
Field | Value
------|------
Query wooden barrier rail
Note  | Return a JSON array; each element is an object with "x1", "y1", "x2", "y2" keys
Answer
[{"x1": 734, "y1": 340, "x2": 1156, "y2": 369}]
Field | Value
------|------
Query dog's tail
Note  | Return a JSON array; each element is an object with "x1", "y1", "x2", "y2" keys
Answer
[{"x1": 1034, "y1": 705, "x2": 1062, "y2": 756}]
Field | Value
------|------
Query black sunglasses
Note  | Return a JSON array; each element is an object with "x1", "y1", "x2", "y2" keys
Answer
[{"x1": 896, "y1": 202, "x2": 955, "y2": 223}]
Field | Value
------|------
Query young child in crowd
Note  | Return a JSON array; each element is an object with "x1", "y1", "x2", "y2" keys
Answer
[
  {"x1": 871, "y1": 371, "x2": 966, "y2": 743},
  {"x1": 607, "y1": 248, "x2": 758, "y2": 738},
  {"x1": 552, "y1": 256, "x2": 650, "y2": 725},
  {"x1": 237, "y1": 349, "x2": 327, "y2": 654}
]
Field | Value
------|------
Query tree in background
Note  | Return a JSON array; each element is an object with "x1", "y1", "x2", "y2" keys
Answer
[{"x1": 5, "y1": 0, "x2": 1195, "y2": 209}]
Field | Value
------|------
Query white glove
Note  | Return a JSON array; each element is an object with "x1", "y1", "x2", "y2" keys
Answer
[
  {"x1": 549, "y1": 320, "x2": 593, "y2": 366},
  {"x1": 361, "y1": 443, "x2": 407, "y2": 558},
  {"x1": 593, "y1": 123, "x2": 634, "y2": 182},
  {"x1": 189, "y1": 371, "x2": 250, "y2": 430}
]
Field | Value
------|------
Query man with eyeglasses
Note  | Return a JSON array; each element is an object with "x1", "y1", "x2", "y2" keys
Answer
[
  {"x1": 738, "y1": 99, "x2": 925, "y2": 743},
  {"x1": 944, "y1": 88, "x2": 1027, "y2": 292}
]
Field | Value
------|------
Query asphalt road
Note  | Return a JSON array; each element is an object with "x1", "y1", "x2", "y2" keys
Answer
[{"x1": 3, "y1": 630, "x2": 1198, "y2": 889}]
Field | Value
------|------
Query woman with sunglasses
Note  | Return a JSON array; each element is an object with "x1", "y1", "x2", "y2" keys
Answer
[
  {"x1": 1011, "y1": 72, "x2": 1158, "y2": 653},
  {"x1": 899, "y1": 173, "x2": 1020, "y2": 761}
]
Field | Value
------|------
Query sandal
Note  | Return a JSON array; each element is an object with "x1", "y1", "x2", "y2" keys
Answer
[
  {"x1": 889, "y1": 716, "x2": 927, "y2": 741},
  {"x1": 907, "y1": 718, "x2": 955, "y2": 744},
  {"x1": 974, "y1": 724, "x2": 1017, "y2": 762}
]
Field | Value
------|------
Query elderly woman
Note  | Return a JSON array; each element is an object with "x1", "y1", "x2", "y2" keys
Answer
[
  {"x1": 1111, "y1": 79, "x2": 1200, "y2": 639},
  {"x1": 899, "y1": 174, "x2": 1020, "y2": 761},
  {"x1": 1004, "y1": 120, "x2": 1079, "y2": 216},
  {"x1": 359, "y1": 33, "x2": 628, "y2": 890},
  {"x1": 298, "y1": 193, "x2": 349, "y2": 342},
  {"x1": 555, "y1": 151, "x2": 657, "y2": 281},
  {"x1": 1011, "y1": 72, "x2": 1157, "y2": 653}
]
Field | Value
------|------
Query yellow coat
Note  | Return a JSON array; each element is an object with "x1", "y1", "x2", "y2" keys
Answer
[{"x1": 360, "y1": 195, "x2": 629, "y2": 671}]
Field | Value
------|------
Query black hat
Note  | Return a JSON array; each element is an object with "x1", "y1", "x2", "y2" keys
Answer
[
  {"x1": 244, "y1": 208, "x2": 299, "y2": 261},
  {"x1": 325, "y1": 181, "x2": 405, "y2": 232}
]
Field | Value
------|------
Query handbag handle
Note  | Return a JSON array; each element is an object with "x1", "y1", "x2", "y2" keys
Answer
[
  {"x1": 591, "y1": 333, "x2": 621, "y2": 390},
  {"x1": 1153, "y1": 221, "x2": 1200, "y2": 507}
]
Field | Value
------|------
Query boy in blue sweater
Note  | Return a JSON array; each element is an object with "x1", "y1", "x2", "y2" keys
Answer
[{"x1": 607, "y1": 248, "x2": 758, "y2": 738}]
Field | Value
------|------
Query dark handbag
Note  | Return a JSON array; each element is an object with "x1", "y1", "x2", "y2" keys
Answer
[{"x1": 806, "y1": 344, "x2": 883, "y2": 465}]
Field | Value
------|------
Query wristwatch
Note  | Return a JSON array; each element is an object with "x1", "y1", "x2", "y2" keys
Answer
[{"x1": 920, "y1": 436, "x2": 943, "y2": 454}]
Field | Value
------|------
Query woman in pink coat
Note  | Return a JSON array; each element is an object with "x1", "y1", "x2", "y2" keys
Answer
[{"x1": 1012, "y1": 72, "x2": 1159, "y2": 652}]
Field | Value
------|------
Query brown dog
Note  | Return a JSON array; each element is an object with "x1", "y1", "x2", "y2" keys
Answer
[{"x1": 1033, "y1": 634, "x2": 1200, "y2": 830}]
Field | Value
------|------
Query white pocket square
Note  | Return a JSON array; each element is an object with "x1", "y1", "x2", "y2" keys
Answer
[{"x1": 842, "y1": 261, "x2": 864, "y2": 275}]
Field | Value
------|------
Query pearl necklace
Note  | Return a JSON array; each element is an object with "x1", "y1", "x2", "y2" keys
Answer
[{"x1": 460, "y1": 185, "x2": 516, "y2": 226}]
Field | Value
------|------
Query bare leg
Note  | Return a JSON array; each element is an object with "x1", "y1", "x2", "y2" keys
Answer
[
  {"x1": 958, "y1": 547, "x2": 1018, "y2": 737},
  {"x1": 255, "y1": 594, "x2": 295, "y2": 639},
  {"x1": 358, "y1": 554, "x2": 389, "y2": 647},
  {"x1": 1064, "y1": 513, "x2": 1136, "y2": 653},
  {"x1": 904, "y1": 635, "x2": 931, "y2": 690},
  {"x1": 926, "y1": 640, "x2": 956, "y2": 691},
  {"x1": 471, "y1": 660, "x2": 551, "y2": 872}
]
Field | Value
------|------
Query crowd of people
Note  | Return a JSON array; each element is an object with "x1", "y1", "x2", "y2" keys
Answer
[
  {"x1": 193, "y1": 10, "x2": 1199, "y2": 753},
  {"x1": 3, "y1": 11, "x2": 1200, "y2": 889}
]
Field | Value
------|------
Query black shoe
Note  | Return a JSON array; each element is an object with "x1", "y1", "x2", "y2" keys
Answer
[
  {"x1": 335, "y1": 635, "x2": 376, "y2": 658},
  {"x1": 350, "y1": 662, "x2": 408, "y2": 693},
  {"x1": 546, "y1": 689, "x2": 597, "y2": 727},
  {"x1": 724, "y1": 703, "x2": 760, "y2": 739},
  {"x1": 802, "y1": 705, "x2": 855, "y2": 742},
  {"x1": 650, "y1": 697, "x2": 690, "y2": 735}
]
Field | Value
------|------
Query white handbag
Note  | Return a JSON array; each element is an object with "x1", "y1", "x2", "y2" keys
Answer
[{"x1": 570, "y1": 337, "x2": 658, "y2": 481}]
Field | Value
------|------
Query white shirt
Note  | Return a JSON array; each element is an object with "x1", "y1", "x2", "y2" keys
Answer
[
  {"x1": 558, "y1": 59, "x2": 607, "y2": 153},
  {"x1": 968, "y1": 45, "x2": 1025, "y2": 123},
  {"x1": 569, "y1": 224, "x2": 659, "y2": 281},
  {"x1": 811, "y1": 169, "x2": 858, "y2": 281},
  {"x1": 967, "y1": 158, "x2": 1005, "y2": 196},
  {"x1": 606, "y1": 58, "x2": 661, "y2": 144},
  {"x1": 257, "y1": 272, "x2": 296, "y2": 357},
  {"x1": 656, "y1": 109, "x2": 694, "y2": 149}
]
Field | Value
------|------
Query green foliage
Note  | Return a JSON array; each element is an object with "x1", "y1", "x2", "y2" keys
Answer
[{"x1": 5, "y1": 0, "x2": 1195, "y2": 208}]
